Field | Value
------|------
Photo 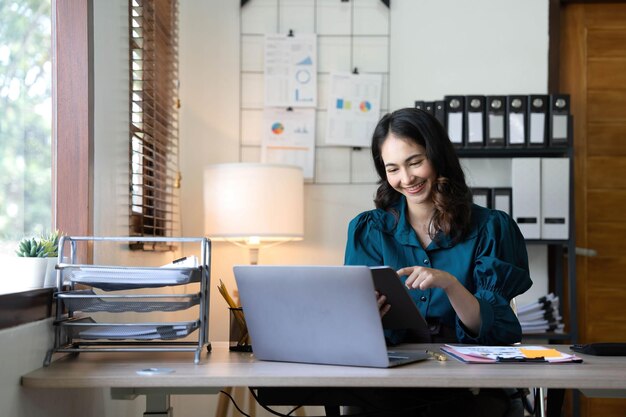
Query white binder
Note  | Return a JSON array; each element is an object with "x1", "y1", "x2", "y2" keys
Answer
[
  {"x1": 541, "y1": 158, "x2": 569, "y2": 239},
  {"x1": 512, "y1": 158, "x2": 541, "y2": 239}
]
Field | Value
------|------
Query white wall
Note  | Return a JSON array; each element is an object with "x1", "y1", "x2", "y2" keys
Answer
[
  {"x1": 0, "y1": 319, "x2": 145, "y2": 417},
  {"x1": 389, "y1": 0, "x2": 548, "y2": 106},
  {"x1": 2, "y1": 1, "x2": 551, "y2": 416},
  {"x1": 179, "y1": 0, "x2": 550, "y2": 345}
]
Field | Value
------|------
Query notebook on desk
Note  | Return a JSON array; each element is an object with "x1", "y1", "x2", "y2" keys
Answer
[{"x1": 233, "y1": 265, "x2": 430, "y2": 368}]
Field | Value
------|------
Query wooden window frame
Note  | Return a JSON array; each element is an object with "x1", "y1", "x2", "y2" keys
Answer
[
  {"x1": 0, "y1": 0, "x2": 91, "y2": 327},
  {"x1": 53, "y1": 0, "x2": 93, "y2": 263}
]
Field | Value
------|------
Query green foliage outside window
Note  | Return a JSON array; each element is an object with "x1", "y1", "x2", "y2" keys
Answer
[{"x1": 0, "y1": 0, "x2": 52, "y2": 252}]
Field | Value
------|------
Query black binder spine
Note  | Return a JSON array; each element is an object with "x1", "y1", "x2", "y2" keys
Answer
[
  {"x1": 434, "y1": 100, "x2": 446, "y2": 129},
  {"x1": 424, "y1": 101, "x2": 435, "y2": 116},
  {"x1": 444, "y1": 95, "x2": 465, "y2": 148},
  {"x1": 506, "y1": 95, "x2": 528, "y2": 148},
  {"x1": 491, "y1": 187, "x2": 512, "y2": 216},
  {"x1": 528, "y1": 94, "x2": 549, "y2": 147},
  {"x1": 465, "y1": 95, "x2": 486, "y2": 148},
  {"x1": 486, "y1": 96, "x2": 506, "y2": 147},
  {"x1": 549, "y1": 94, "x2": 571, "y2": 148},
  {"x1": 471, "y1": 187, "x2": 491, "y2": 208}
]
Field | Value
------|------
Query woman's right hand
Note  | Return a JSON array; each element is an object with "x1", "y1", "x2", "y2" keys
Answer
[{"x1": 375, "y1": 290, "x2": 391, "y2": 318}]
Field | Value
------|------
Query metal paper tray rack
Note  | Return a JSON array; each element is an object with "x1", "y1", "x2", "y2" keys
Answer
[{"x1": 45, "y1": 236, "x2": 211, "y2": 366}]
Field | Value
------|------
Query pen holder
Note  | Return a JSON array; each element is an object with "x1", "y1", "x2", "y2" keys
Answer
[{"x1": 229, "y1": 307, "x2": 252, "y2": 352}]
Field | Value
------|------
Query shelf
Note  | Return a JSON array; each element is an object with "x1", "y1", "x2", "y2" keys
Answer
[
  {"x1": 456, "y1": 147, "x2": 570, "y2": 158},
  {"x1": 522, "y1": 332, "x2": 573, "y2": 341},
  {"x1": 525, "y1": 239, "x2": 569, "y2": 245}
]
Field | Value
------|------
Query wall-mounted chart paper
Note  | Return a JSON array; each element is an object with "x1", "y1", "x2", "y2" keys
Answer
[
  {"x1": 261, "y1": 108, "x2": 315, "y2": 180},
  {"x1": 325, "y1": 72, "x2": 382, "y2": 147},
  {"x1": 264, "y1": 34, "x2": 317, "y2": 107}
]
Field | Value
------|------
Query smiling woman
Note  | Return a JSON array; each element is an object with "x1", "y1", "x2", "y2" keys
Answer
[{"x1": 0, "y1": 0, "x2": 52, "y2": 258}]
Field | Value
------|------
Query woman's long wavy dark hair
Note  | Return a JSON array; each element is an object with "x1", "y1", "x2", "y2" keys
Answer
[{"x1": 371, "y1": 107, "x2": 472, "y2": 243}]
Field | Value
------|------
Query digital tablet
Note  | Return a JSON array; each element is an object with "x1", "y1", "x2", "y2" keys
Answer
[{"x1": 371, "y1": 266, "x2": 432, "y2": 342}]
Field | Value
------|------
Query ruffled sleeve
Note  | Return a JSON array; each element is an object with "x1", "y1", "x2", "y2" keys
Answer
[
  {"x1": 344, "y1": 211, "x2": 385, "y2": 266},
  {"x1": 456, "y1": 210, "x2": 533, "y2": 345}
]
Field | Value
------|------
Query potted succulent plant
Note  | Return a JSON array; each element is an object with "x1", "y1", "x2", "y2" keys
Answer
[
  {"x1": 40, "y1": 230, "x2": 62, "y2": 287},
  {"x1": 12, "y1": 230, "x2": 62, "y2": 291}
]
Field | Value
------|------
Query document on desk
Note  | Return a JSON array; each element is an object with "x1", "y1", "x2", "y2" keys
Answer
[{"x1": 441, "y1": 345, "x2": 583, "y2": 364}]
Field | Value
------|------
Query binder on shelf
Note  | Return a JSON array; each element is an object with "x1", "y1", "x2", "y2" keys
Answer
[
  {"x1": 541, "y1": 158, "x2": 569, "y2": 240},
  {"x1": 512, "y1": 158, "x2": 541, "y2": 239},
  {"x1": 506, "y1": 95, "x2": 528, "y2": 148},
  {"x1": 486, "y1": 96, "x2": 506, "y2": 147},
  {"x1": 415, "y1": 100, "x2": 435, "y2": 115},
  {"x1": 424, "y1": 101, "x2": 435, "y2": 115},
  {"x1": 465, "y1": 95, "x2": 486, "y2": 147},
  {"x1": 491, "y1": 188, "x2": 512, "y2": 216},
  {"x1": 528, "y1": 94, "x2": 549, "y2": 147},
  {"x1": 434, "y1": 100, "x2": 446, "y2": 128},
  {"x1": 471, "y1": 187, "x2": 491, "y2": 208},
  {"x1": 445, "y1": 95, "x2": 465, "y2": 148},
  {"x1": 549, "y1": 94, "x2": 571, "y2": 147}
]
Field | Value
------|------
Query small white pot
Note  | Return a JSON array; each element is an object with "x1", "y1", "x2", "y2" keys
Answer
[
  {"x1": 44, "y1": 258, "x2": 59, "y2": 288},
  {"x1": 4, "y1": 257, "x2": 48, "y2": 293}
]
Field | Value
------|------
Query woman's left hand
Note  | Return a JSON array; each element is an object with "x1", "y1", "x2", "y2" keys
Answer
[
  {"x1": 397, "y1": 266, "x2": 457, "y2": 291},
  {"x1": 375, "y1": 290, "x2": 391, "y2": 317}
]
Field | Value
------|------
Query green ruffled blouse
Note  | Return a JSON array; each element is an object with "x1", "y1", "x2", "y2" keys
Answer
[{"x1": 344, "y1": 196, "x2": 532, "y2": 345}]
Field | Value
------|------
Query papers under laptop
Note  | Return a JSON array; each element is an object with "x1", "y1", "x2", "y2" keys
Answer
[{"x1": 233, "y1": 265, "x2": 430, "y2": 368}]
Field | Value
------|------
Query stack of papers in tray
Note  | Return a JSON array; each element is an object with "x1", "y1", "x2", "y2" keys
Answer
[
  {"x1": 517, "y1": 293, "x2": 565, "y2": 334},
  {"x1": 79, "y1": 323, "x2": 195, "y2": 340},
  {"x1": 441, "y1": 344, "x2": 582, "y2": 364},
  {"x1": 67, "y1": 267, "x2": 193, "y2": 290}
]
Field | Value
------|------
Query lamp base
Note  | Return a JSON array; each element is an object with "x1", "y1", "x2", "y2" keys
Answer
[{"x1": 248, "y1": 247, "x2": 259, "y2": 265}]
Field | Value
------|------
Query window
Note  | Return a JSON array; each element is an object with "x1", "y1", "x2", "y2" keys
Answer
[
  {"x1": 129, "y1": 0, "x2": 180, "y2": 251},
  {"x1": 0, "y1": 0, "x2": 52, "y2": 256}
]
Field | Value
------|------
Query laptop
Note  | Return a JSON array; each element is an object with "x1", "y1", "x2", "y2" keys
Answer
[{"x1": 233, "y1": 265, "x2": 430, "y2": 368}]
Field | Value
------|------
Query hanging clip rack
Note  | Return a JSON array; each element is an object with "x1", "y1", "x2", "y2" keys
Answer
[
  {"x1": 352, "y1": 67, "x2": 362, "y2": 150},
  {"x1": 241, "y1": 0, "x2": 390, "y2": 9}
]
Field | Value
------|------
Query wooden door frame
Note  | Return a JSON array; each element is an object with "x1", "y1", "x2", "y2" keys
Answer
[
  {"x1": 550, "y1": 0, "x2": 626, "y2": 93},
  {"x1": 548, "y1": 0, "x2": 626, "y2": 322},
  {"x1": 554, "y1": 4, "x2": 626, "y2": 416}
]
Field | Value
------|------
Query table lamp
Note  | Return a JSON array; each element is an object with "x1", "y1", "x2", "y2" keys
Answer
[{"x1": 203, "y1": 163, "x2": 304, "y2": 265}]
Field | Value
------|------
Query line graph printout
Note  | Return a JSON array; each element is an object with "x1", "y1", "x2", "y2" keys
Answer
[{"x1": 264, "y1": 34, "x2": 317, "y2": 107}]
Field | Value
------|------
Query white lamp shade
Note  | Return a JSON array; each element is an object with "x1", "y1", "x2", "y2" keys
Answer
[{"x1": 203, "y1": 163, "x2": 304, "y2": 243}]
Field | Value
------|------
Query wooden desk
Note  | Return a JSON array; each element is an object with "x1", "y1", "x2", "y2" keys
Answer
[{"x1": 21, "y1": 344, "x2": 626, "y2": 416}]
